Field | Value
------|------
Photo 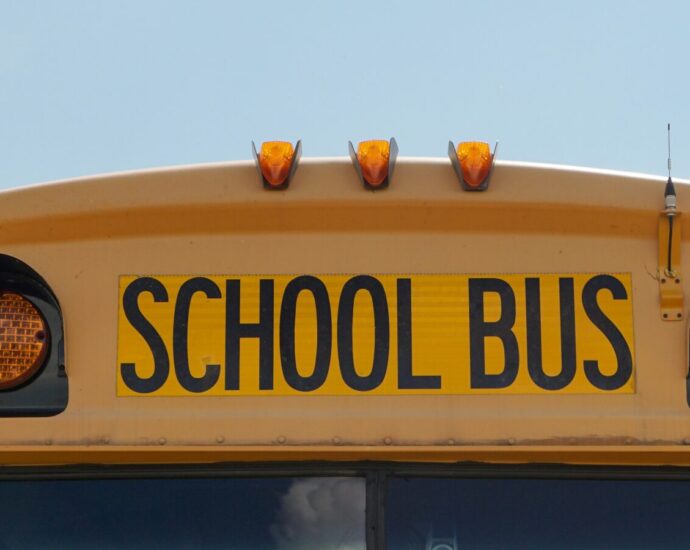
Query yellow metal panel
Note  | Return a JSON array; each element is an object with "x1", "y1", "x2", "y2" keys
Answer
[{"x1": 0, "y1": 160, "x2": 686, "y2": 465}]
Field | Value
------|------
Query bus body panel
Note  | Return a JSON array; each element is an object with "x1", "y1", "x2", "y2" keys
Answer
[{"x1": 0, "y1": 159, "x2": 687, "y2": 465}]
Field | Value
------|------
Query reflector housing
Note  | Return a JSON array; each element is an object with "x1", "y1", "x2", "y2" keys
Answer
[
  {"x1": 251, "y1": 140, "x2": 302, "y2": 190},
  {"x1": 459, "y1": 142, "x2": 492, "y2": 187},
  {"x1": 357, "y1": 140, "x2": 389, "y2": 186},
  {"x1": 348, "y1": 137, "x2": 398, "y2": 189},
  {"x1": 0, "y1": 292, "x2": 49, "y2": 390},
  {"x1": 259, "y1": 142, "x2": 294, "y2": 186},
  {"x1": 448, "y1": 140, "x2": 498, "y2": 191}
]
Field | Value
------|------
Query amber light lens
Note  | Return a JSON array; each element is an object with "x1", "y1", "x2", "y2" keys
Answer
[
  {"x1": 357, "y1": 140, "x2": 390, "y2": 186},
  {"x1": 258, "y1": 142, "x2": 295, "y2": 187},
  {"x1": 458, "y1": 141, "x2": 492, "y2": 188},
  {"x1": 0, "y1": 292, "x2": 49, "y2": 390}
]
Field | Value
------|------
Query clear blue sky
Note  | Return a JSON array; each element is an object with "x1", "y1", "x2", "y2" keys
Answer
[{"x1": 1, "y1": 0, "x2": 688, "y2": 188}]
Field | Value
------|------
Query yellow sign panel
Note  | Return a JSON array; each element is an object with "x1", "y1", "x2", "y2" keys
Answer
[{"x1": 117, "y1": 274, "x2": 635, "y2": 396}]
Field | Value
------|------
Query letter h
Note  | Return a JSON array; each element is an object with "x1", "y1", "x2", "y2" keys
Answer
[{"x1": 225, "y1": 279, "x2": 274, "y2": 390}]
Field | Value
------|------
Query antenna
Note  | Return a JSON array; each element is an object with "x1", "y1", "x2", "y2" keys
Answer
[
  {"x1": 663, "y1": 123, "x2": 677, "y2": 276},
  {"x1": 667, "y1": 122, "x2": 671, "y2": 178},
  {"x1": 658, "y1": 122, "x2": 683, "y2": 322},
  {"x1": 665, "y1": 123, "x2": 676, "y2": 203}
]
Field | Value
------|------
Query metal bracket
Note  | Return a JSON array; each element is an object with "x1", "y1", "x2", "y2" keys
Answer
[{"x1": 658, "y1": 211, "x2": 683, "y2": 321}]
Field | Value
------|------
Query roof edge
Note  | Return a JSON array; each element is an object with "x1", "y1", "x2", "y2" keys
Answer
[{"x1": 3, "y1": 157, "x2": 686, "y2": 194}]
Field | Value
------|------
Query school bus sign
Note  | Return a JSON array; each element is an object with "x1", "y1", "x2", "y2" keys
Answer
[{"x1": 116, "y1": 273, "x2": 634, "y2": 396}]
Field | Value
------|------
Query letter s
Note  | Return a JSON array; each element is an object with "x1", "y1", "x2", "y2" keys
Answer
[
  {"x1": 120, "y1": 277, "x2": 170, "y2": 393},
  {"x1": 582, "y1": 275, "x2": 633, "y2": 390}
]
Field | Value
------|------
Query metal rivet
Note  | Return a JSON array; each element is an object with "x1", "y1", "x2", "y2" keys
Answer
[
  {"x1": 683, "y1": 438, "x2": 690, "y2": 445},
  {"x1": 507, "y1": 438, "x2": 516, "y2": 445},
  {"x1": 625, "y1": 438, "x2": 634, "y2": 445},
  {"x1": 383, "y1": 437, "x2": 393, "y2": 445},
  {"x1": 277, "y1": 436, "x2": 286, "y2": 444},
  {"x1": 447, "y1": 439, "x2": 455, "y2": 445},
  {"x1": 102, "y1": 437, "x2": 110, "y2": 445},
  {"x1": 332, "y1": 436, "x2": 342, "y2": 445},
  {"x1": 158, "y1": 437, "x2": 167, "y2": 445},
  {"x1": 44, "y1": 439, "x2": 53, "y2": 446},
  {"x1": 215, "y1": 436, "x2": 225, "y2": 444}
]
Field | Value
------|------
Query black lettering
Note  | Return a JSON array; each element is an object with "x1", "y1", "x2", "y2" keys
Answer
[
  {"x1": 280, "y1": 276, "x2": 332, "y2": 391},
  {"x1": 338, "y1": 275, "x2": 389, "y2": 391},
  {"x1": 173, "y1": 277, "x2": 221, "y2": 393},
  {"x1": 397, "y1": 278, "x2": 441, "y2": 389},
  {"x1": 120, "y1": 277, "x2": 170, "y2": 394},
  {"x1": 582, "y1": 274, "x2": 633, "y2": 390},
  {"x1": 469, "y1": 278, "x2": 519, "y2": 388},
  {"x1": 225, "y1": 279, "x2": 274, "y2": 390},
  {"x1": 525, "y1": 278, "x2": 576, "y2": 390}
]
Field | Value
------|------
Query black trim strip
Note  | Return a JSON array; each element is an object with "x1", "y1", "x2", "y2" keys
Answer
[{"x1": 3, "y1": 460, "x2": 690, "y2": 481}]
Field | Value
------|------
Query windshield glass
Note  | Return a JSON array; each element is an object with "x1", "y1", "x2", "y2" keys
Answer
[
  {"x1": 386, "y1": 476, "x2": 690, "y2": 549},
  {"x1": 1, "y1": 476, "x2": 365, "y2": 550}
]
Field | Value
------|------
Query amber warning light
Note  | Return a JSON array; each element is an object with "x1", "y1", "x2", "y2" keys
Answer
[
  {"x1": 251, "y1": 140, "x2": 302, "y2": 189},
  {"x1": 349, "y1": 137, "x2": 398, "y2": 189},
  {"x1": 0, "y1": 292, "x2": 49, "y2": 390},
  {"x1": 448, "y1": 140, "x2": 498, "y2": 191}
]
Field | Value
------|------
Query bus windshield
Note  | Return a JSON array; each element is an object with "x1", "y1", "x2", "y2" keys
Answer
[
  {"x1": 386, "y1": 476, "x2": 690, "y2": 549},
  {"x1": 0, "y1": 476, "x2": 365, "y2": 550}
]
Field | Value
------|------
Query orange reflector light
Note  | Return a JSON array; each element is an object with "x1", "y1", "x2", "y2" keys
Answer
[
  {"x1": 348, "y1": 137, "x2": 398, "y2": 189},
  {"x1": 0, "y1": 292, "x2": 48, "y2": 390},
  {"x1": 458, "y1": 141, "x2": 492, "y2": 188},
  {"x1": 357, "y1": 140, "x2": 390, "y2": 187},
  {"x1": 258, "y1": 141, "x2": 295, "y2": 187}
]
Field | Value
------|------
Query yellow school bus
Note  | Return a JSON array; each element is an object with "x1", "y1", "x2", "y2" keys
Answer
[{"x1": 0, "y1": 141, "x2": 688, "y2": 548}]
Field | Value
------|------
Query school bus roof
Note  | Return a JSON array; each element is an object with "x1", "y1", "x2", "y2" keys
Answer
[
  {"x1": 0, "y1": 158, "x2": 688, "y2": 466},
  {"x1": 0, "y1": 158, "x2": 680, "y2": 226}
]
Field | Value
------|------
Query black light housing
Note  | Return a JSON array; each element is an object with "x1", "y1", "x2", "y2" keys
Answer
[{"x1": 0, "y1": 254, "x2": 67, "y2": 416}]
